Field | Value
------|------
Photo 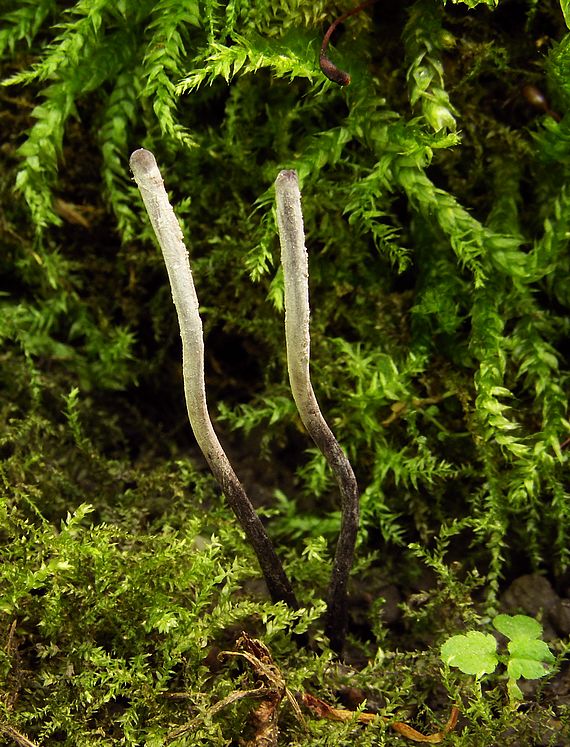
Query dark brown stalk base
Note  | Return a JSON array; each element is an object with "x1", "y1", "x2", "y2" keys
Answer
[
  {"x1": 210, "y1": 462, "x2": 299, "y2": 612},
  {"x1": 309, "y1": 429, "x2": 360, "y2": 654}
]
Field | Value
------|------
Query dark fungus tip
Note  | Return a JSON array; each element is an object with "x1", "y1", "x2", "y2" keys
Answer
[
  {"x1": 319, "y1": 54, "x2": 351, "y2": 87},
  {"x1": 130, "y1": 148, "x2": 157, "y2": 175},
  {"x1": 521, "y1": 84, "x2": 548, "y2": 111}
]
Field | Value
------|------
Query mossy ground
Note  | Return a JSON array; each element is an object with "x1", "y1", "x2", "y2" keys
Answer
[{"x1": 1, "y1": 0, "x2": 570, "y2": 744}]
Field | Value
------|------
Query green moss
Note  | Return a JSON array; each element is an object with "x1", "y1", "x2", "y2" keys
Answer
[{"x1": 1, "y1": 0, "x2": 569, "y2": 743}]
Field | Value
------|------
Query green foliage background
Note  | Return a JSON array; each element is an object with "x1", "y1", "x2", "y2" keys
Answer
[{"x1": 0, "y1": 0, "x2": 569, "y2": 743}]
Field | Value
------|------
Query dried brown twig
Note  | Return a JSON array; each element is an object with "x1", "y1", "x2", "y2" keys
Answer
[
  {"x1": 167, "y1": 633, "x2": 459, "y2": 745},
  {"x1": 300, "y1": 693, "x2": 460, "y2": 743},
  {"x1": 0, "y1": 725, "x2": 40, "y2": 747}
]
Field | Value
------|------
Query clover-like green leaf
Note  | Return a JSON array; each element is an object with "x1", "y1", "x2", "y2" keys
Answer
[
  {"x1": 493, "y1": 613, "x2": 542, "y2": 641},
  {"x1": 440, "y1": 631, "x2": 498, "y2": 677},
  {"x1": 507, "y1": 639, "x2": 555, "y2": 680}
]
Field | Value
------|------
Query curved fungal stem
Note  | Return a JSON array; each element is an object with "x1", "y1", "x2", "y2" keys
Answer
[
  {"x1": 320, "y1": 0, "x2": 378, "y2": 86},
  {"x1": 275, "y1": 169, "x2": 360, "y2": 653},
  {"x1": 130, "y1": 148, "x2": 298, "y2": 611}
]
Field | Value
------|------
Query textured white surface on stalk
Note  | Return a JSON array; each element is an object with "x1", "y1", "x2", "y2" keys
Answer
[
  {"x1": 130, "y1": 148, "x2": 299, "y2": 609},
  {"x1": 275, "y1": 169, "x2": 329, "y2": 436},
  {"x1": 129, "y1": 149, "x2": 224, "y2": 468},
  {"x1": 130, "y1": 150, "x2": 298, "y2": 609},
  {"x1": 275, "y1": 168, "x2": 360, "y2": 651}
]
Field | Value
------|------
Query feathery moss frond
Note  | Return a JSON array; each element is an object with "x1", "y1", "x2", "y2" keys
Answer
[
  {"x1": 404, "y1": 0, "x2": 457, "y2": 132},
  {"x1": 99, "y1": 67, "x2": 142, "y2": 241},
  {"x1": 470, "y1": 286, "x2": 528, "y2": 458},
  {"x1": 344, "y1": 100, "x2": 488, "y2": 283},
  {"x1": 8, "y1": 20, "x2": 140, "y2": 229},
  {"x1": 176, "y1": 29, "x2": 319, "y2": 92},
  {"x1": 140, "y1": 0, "x2": 200, "y2": 148},
  {"x1": 531, "y1": 186, "x2": 570, "y2": 300},
  {"x1": 511, "y1": 315, "x2": 569, "y2": 454},
  {"x1": 14, "y1": 84, "x2": 73, "y2": 229},
  {"x1": 3, "y1": 0, "x2": 119, "y2": 86},
  {"x1": 344, "y1": 168, "x2": 409, "y2": 272},
  {"x1": 0, "y1": 0, "x2": 57, "y2": 59}
]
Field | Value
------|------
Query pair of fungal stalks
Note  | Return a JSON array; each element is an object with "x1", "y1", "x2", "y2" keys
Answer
[{"x1": 130, "y1": 151, "x2": 359, "y2": 653}]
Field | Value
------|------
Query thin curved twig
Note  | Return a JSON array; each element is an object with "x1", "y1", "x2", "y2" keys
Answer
[
  {"x1": 274, "y1": 169, "x2": 360, "y2": 652},
  {"x1": 0, "y1": 725, "x2": 40, "y2": 747},
  {"x1": 130, "y1": 148, "x2": 298, "y2": 611}
]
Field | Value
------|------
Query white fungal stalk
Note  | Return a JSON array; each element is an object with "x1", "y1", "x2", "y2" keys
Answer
[
  {"x1": 275, "y1": 169, "x2": 360, "y2": 653},
  {"x1": 130, "y1": 149, "x2": 297, "y2": 610}
]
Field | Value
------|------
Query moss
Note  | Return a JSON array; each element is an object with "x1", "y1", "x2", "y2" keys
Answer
[{"x1": 1, "y1": 0, "x2": 569, "y2": 743}]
